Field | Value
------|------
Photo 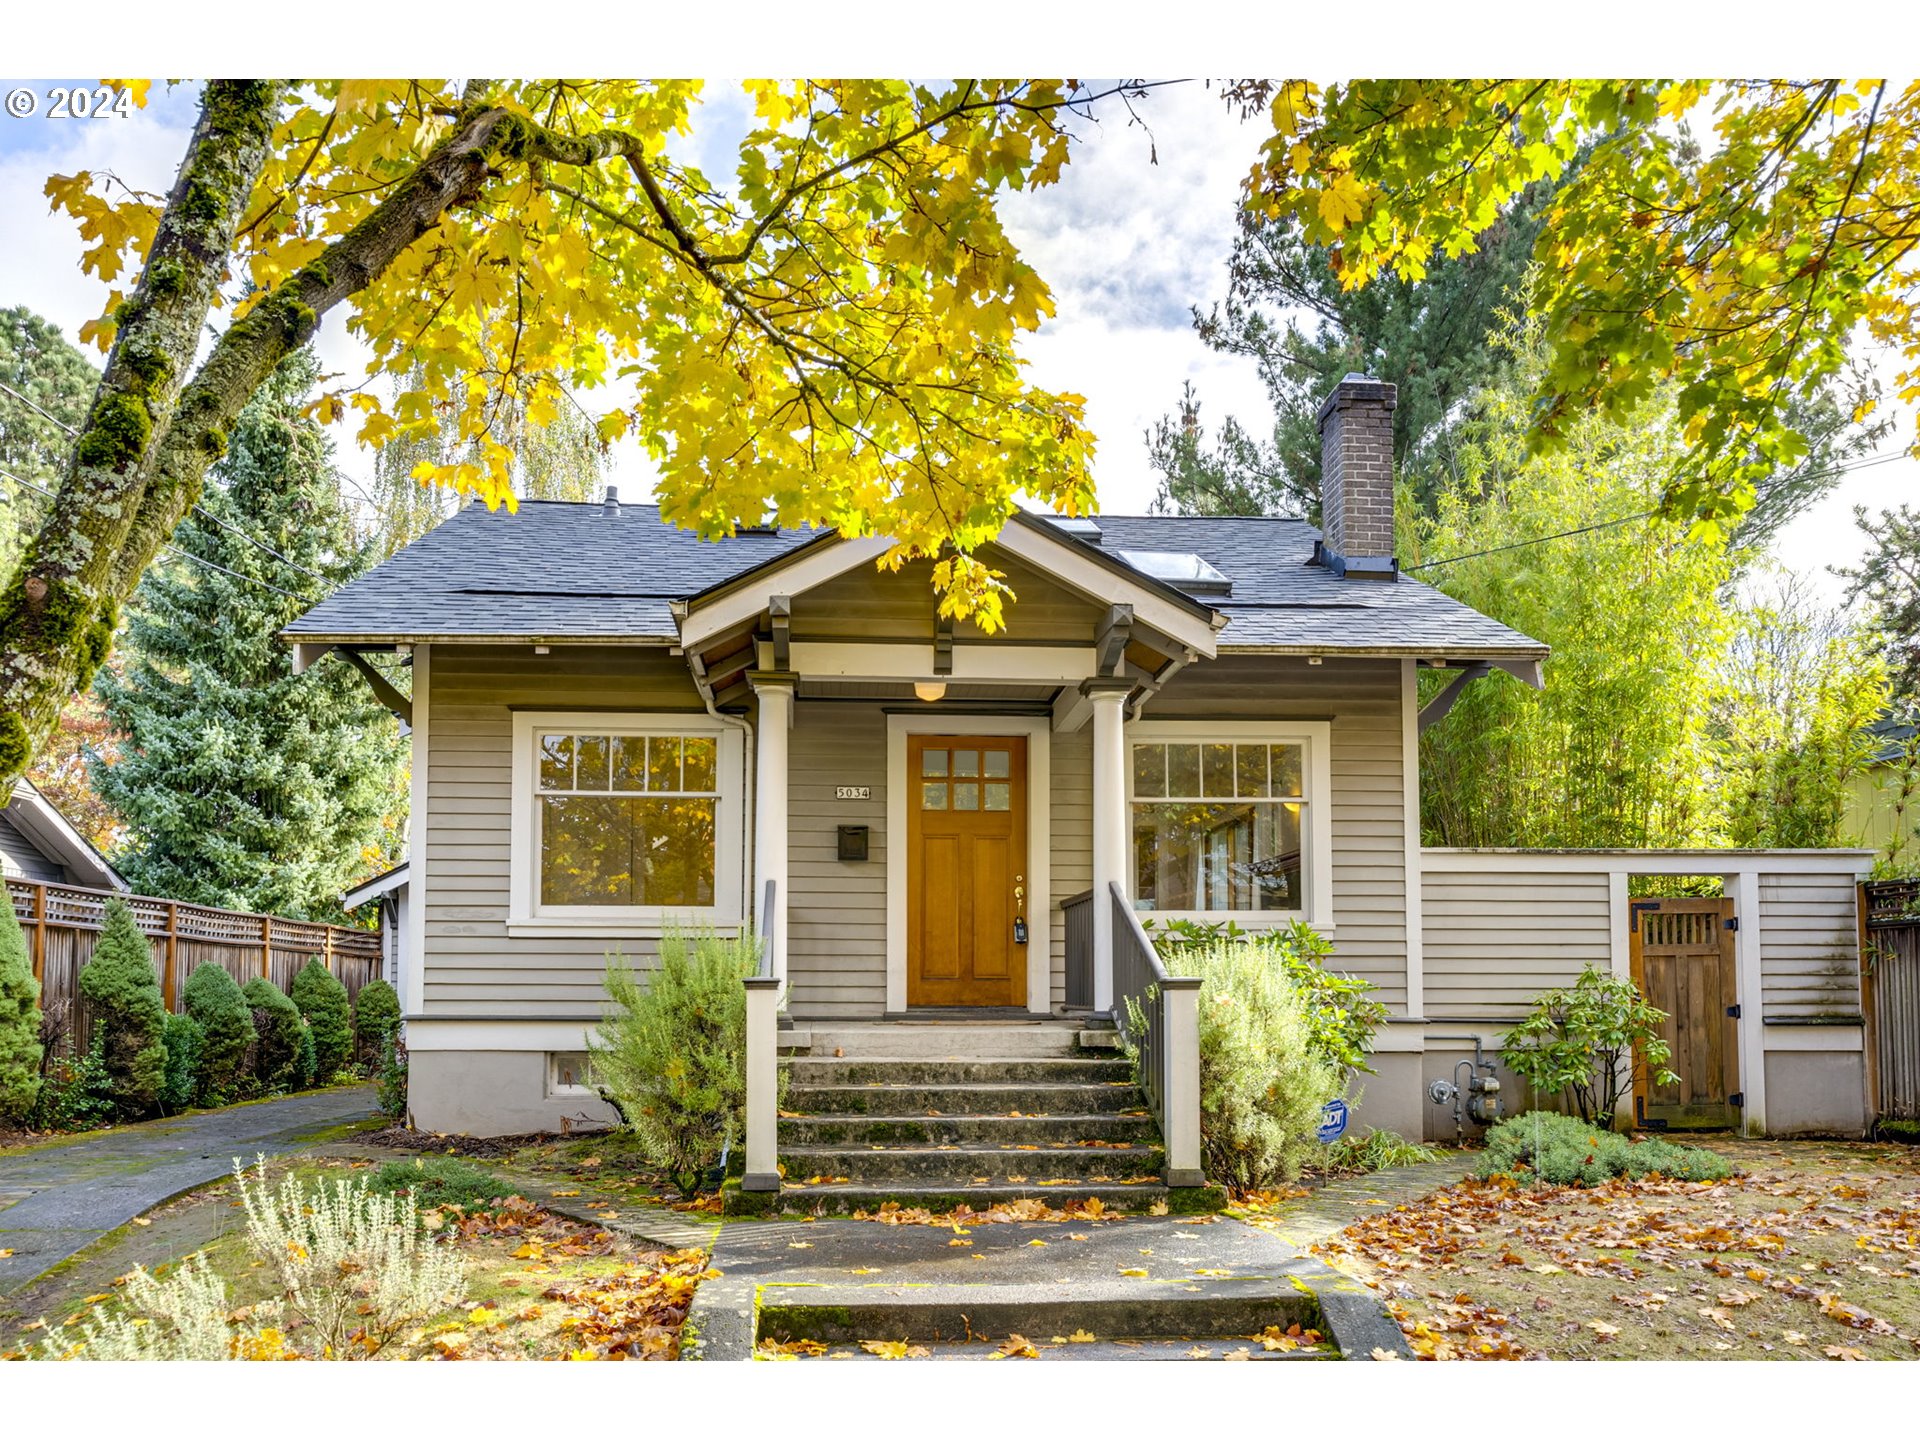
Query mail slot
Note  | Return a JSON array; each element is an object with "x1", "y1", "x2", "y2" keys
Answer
[{"x1": 837, "y1": 824, "x2": 870, "y2": 862}]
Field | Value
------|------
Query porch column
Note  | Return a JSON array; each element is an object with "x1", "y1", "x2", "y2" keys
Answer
[
  {"x1": 751, "y1": 673, "x2": 796, "y2": 987},
  {"x1": 1087, "y1": 679, "x2": 1132, "y2": 1015}
]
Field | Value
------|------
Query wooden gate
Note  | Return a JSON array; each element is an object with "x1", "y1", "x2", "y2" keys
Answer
[
  {"x1": 1863, "y1": 879, "x2": 1920, "y2": 1126},
  {"x1": 1630, "y1": 897, "x2": 1741, "y2": 1129}
]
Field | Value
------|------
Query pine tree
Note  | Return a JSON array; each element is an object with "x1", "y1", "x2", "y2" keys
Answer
[
  {"x1": 0, "y1": 305, "x2": 97, "y2": 577},
  {"x1": 92, "y1": 352, "x2": 405, "y2": 919},
  {"x1": 0, "y1": 895, "x2": 44, "y2": 1123},
  {"x1": 78, "y1": 899, "x2": 167, "y2": 1117}
]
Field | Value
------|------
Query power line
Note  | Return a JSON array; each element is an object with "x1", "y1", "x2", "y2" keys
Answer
[
  {"x1": 0, "y1": 378, "x2": 332, "y2": 587},
  {"x1": 1406, "y1": 449, "x2": 1917, "y2": 574},
  {"x1": 0, "y1": 467, "x2": 315, "y2": 604}
]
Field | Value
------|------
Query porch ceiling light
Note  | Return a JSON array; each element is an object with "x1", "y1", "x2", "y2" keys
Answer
[{"x1": 914, "y1": 680, "x2": 947, "y2": 703}]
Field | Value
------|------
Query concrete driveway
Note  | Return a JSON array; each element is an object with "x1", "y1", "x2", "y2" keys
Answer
[{"x1": 0, "y1": 1085, "x2": 378, "y2": 1293}]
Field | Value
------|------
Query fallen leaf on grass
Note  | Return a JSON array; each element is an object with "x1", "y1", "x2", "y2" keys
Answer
[
  {"x1": 1824, "y1": 1345, "x2": 1868, "y2": 1361},
  {"x1": 129, "y1": 1217, "x2": 151, "y2": 1227},
  {"x1": 1586, "y1": 1321, "x2": 1621, "y2": 1339}
]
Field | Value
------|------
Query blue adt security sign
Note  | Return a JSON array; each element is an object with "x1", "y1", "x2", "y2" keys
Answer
[{"x1": 1316, "y1": 1098, "x2": 1350, "y2": 1144}]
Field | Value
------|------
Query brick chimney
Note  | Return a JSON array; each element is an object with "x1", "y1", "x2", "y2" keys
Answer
[{"x1": 1314, "y1": 374, "x2": 1398, "y2": 580}]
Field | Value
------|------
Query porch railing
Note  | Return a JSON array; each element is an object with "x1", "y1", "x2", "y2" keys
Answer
[
  {"x1": 1108, "y1": 881, "x2": 1204, "y2": 1187},
  {"x1": 1062, "y1": 889, "x2": 1095, "y2": 1009},
  {"x1": 742, "y1": 878, "x2": 782, "y2": 1193}
]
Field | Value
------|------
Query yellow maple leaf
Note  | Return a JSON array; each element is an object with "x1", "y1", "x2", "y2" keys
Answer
[{"x1": 1315, "y1": 172, "x2": 1370, "y2": 233}]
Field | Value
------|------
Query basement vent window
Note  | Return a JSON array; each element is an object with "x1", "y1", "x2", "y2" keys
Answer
[{"x1": 1116, "y1": 550, "x2": 1232, "y2": 596}]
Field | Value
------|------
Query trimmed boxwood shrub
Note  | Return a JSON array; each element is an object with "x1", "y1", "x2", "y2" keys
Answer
[
  {"x1": 0, "y1": 893, "x2": 43, "y2": 1124},
  {"x1": 182, "y1": 962, "x2": 255, "y2": 1103},
  {"x1": 1475, "y1": 1111, "x2": 1735, "y2": 1186},
  {"x1": 160, "y1": 1012, "x2": 204, "y2": 1114},
  {"x1": 352, "y1": 978, "x2": 399, "y2": 1069},
  {"x1": 290, "y1": 958, "x2": 352, "y2": 1081},
  {"x1": 369, "y1": 1156, "x2": 511, "y2": 1213},
  {"x1": 242, "y1": 977, "x2": 303, "y2": 1091},
  {"x1": 78, "y1": 899, "x2": 167, "y2": 1117}
]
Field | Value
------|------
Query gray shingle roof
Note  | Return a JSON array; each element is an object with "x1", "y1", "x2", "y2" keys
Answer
[{"x1": 286, "y1": 500, "x2": 1546, "y2": 659}]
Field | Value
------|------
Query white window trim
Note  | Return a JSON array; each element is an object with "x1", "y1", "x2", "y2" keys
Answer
[
  {"x1": 885, "y1": 714, "x2": 1052, "y2": 1016},
  {"x1": 508, "y1": 710, "x2": 745, "y2": 931},
  {"x1": 1125, "y1": 719, "x2": 1334, "y2": 931}
]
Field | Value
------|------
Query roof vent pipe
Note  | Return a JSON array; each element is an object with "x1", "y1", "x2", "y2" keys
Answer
[{"x1": 603, "y1": 483, "x2": 620, "y2": 514}]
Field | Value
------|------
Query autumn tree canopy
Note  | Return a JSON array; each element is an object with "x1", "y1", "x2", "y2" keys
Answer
[{"x1": 1, "y1": 77, "x2": 1914, "y2": 794}]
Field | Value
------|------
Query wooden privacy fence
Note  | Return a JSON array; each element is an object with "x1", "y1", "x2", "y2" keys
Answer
[
  {"x1": 1863, "y1": 879, "x2": 1920, "y2": 1125},
  {"x1": 6, "y1": 877, "x2": 383, "y2": 1056}
]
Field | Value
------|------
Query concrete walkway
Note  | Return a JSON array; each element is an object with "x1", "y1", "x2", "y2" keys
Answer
[
  {"x1": 0, "y1": 1086, "x2": 378, "y2": 1293},
  {"x1": 1242, "y1": 1155, "x2": 1477, "y2": 1249}
]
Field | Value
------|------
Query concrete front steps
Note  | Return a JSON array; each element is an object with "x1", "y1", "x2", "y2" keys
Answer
[{"x1": 769, "y1": 1020, "x2": 1184, "y2": 1215}]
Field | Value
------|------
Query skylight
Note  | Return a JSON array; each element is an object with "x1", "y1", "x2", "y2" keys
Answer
[{"x1": 1117, "y1": 549, "x2": 1232, "y2": 596}]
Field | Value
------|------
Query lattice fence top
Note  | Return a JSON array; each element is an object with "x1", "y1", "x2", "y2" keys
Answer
[{"x1": 5, "y1": 876, "x2": 381, "y2": 958}]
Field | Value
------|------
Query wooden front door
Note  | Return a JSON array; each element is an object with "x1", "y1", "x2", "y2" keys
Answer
[
  {"x1": 1630, "y1": 897, "x2": 1741, "y2": 1129},
  {"x1": 907, "y1": 734, "x2": 1028, "y2": 1007}
]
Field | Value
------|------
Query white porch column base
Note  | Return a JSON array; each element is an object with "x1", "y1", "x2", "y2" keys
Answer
[
  {"x1": 751, "y1": 674, "x2": 795, "y2": 988},
  {"x1": 1087, "y1": 681, "x2": 1131, "y2": 1016},
  {"x1": 1160, "y1": 975, "x2": 1205, "y2": 1185},
  {"x1": 742, "y1": 975, "x2": 781, "y2": 1190}
]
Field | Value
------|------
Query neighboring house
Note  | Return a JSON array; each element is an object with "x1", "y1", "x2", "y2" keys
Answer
[
  {"x1": 342, "y1": 861, "x2": 410, "y2": 1002},
  {"x1": 1844, "y1": 717, "x2": 1919, "y2": 869},
  {"x1": 1, "y1": 778, "x2": 126, "y2": 891},
  {"x1": 285, "y1": 375, "x2": 1874, "y2": 1143}
]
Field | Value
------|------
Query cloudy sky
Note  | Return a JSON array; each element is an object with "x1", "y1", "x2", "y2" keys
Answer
[{"x1": 0, "y1": 78, "x2": 1910, "y2": 602}]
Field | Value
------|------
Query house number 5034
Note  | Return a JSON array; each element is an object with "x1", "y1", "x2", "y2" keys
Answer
[{"x1": 834, "y1": 785, "x2": 871, "y2": 800}]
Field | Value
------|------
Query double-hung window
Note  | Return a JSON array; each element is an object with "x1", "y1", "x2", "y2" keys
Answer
[
  {"x1": 510, "y1": 713, "x2": 743, "y2": 928},
  {"x1": 1126, "y1": 721, "x2": 1332, "y2": 926}
]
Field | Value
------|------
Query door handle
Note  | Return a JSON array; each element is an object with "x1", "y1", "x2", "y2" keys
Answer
[{"x1": 1014, "y1": 884, "x2": 1025, "y2": 905}]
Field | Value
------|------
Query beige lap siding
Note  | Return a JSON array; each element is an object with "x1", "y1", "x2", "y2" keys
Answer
[
  {"x1": 1759, "y1": 872, "x2": 1862, "y2": 1019},
  {"x1": 786, "y1": 703, "x2": 889, "y2": 1016},
  {"x1": 1050, "y1": 727, "x2": 1093, "y2": 1007},
  {"x1": 1147, "y1": 656, "x2": 1408, "y2": 1010},
  {"x1": 422, "y1": 644, "x2": 714, "y2": 1018},
  {"x1": 1421, "y1": 867, "x2": 1612, "y2": 1020}
]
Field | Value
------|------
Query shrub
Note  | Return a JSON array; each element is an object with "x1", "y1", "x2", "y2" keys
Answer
[
  {"x1": 182, "y1": 962, "x2": 255, "y2": 1103},
  {"x1": 1147, "y1": 918, "x2": 1387, "y2": 1073},
  {"x1": 1501, "y1": 966, "x2": 1678, "y2": 1126},
  {"x1": 1139, "y1": 939, "x2": 1343, "y2": 1190},
  {"x1": 1475, "y1": 1111, "x2": 1734, "y2": 1187},
  {"x1": 589, "y1": 930, "x2": 760, "y2": 1196},
  {"x1": 160, "y1": 1012, "x2": 204, "y2": 1114},
  {"x1": 234, "y1": 1155, "x2": 469, "y2": 1357},
  {"x1": 47, "y1": 1157, "x2": 468, "y2": 1361},
  {"x1": 1324, "y1": 1128, "x2": 1443, "y2": 1173},
  {"x1": 352, "y1": 978, "x2": 400, "y2": 1068},
  {"x1": 368, "y1": 1156, "x2": 511, "y2": 1213},
  {"x1": 242, "y1": 977, "x2": 303, "y2": 1091},
  {"x1": 0, "y1": 895, "x2": 43, "y2": 1123},
  {"x1": 375, "y1": 1039, "x2": 408, "y2": 1120},
  {"x1": 77, "y1": 899, "x2": 167, "y2": 1117},
  {"x1": 30, "y1": 1034, "x2": 115, "y2": 1132},
  {"x1": 296, "y1": 1020, "x2": 317, "y2": 1088},
  {"x1": 290, "y1": 958, "x2": 352, "y2": 1080}
]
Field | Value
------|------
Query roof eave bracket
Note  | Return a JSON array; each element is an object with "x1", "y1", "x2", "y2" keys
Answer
[
  {"x1": 1416, "y1": 661, "x2": 1493, "y2": 735},
  {"x1": 334, "y1": 647, "x2": 413, "y2": 727}
]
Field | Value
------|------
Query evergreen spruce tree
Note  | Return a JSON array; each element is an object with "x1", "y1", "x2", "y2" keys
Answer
[
  {"x1": 160, "y1": 1013, "x2": 203, "y2": 1115},
  {"x1": 78, "y1": 900, "x2": 167, "y2": 1116},
  {"x1": 0, "y1": 305, "x2": 97, "y2": 576},
  {"x1": 0, "y1": 896, "x2": 44, "y2": 1123},
  {"x1": 181, "y1": 962, "x2": 255, "y2": 1103},
  {"x1": 290, "y1": 958, "x2": 352, "y2": 1081},
  {"x1": 92, "y1": 351, "x2": 405, "y2": 920}
]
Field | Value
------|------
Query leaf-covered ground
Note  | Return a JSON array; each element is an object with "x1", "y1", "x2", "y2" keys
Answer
[
  {"x1": 1276, "y1": 1139, "x2": 1920, "y2": 1360},
  {"x1": 4, "y1": 1157, "x2": 713, "y2": 1361}
]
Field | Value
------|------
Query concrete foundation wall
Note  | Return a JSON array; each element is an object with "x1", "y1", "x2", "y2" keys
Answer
[
  {"x1": 410, "y1": 1049, "x2": 620, "y2": 1137},
  {"x1": 1763, "y1": 1050, "x2": 1868, "y2": 1137}
]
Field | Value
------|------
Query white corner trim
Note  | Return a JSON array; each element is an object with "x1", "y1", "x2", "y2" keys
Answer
[
  {"x1": 1124, "y1": 718, "x2": 1336, "y2": 932},
  {"x1": 507, "y1": 710, "x2": 745, "y2": 927},
  {"x1": 885, "y1": 713, "x2": 1052, "y2": 1015},
  {"x1": 1608, "y1": 873, "x2": 1632, "y2": 982},
  {"x1": 403, "y1": 643, "x2": 430, "y2": 1024},
  {"x1": 1400, "y1": 659, "x2": 1423, "y2": 1018},
  {"x1": 1732, "y1": 868, "x2": 1768, "y2": 1135}
]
